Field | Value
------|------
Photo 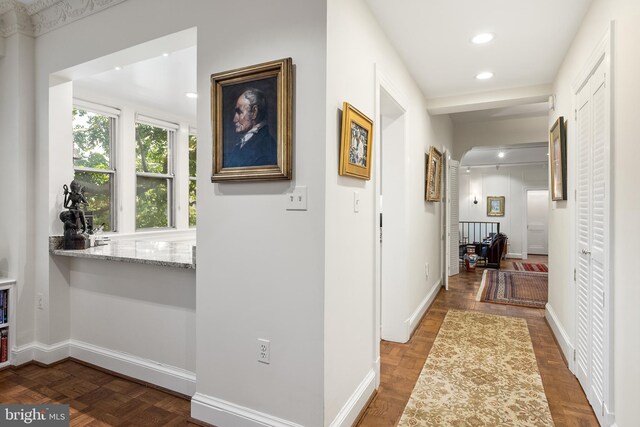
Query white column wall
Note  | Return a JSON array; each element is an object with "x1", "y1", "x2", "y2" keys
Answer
[
  {"x1": 549, "y1": 0, "x2": 640, "y2": 425},
  {"x1": 325, "y1": 0, "x2": 453, "y2": 424},
  {"x1": 0, "y1": 32, "x2": 37, "y2": 348}
]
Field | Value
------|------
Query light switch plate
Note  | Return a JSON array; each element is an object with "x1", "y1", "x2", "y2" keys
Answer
[
  {"x1": 354, "y1": 191, "x2": 360, "y2": 213},
  {"x1": 286, "y1": 186, "x2": 307, "y2": 211}
]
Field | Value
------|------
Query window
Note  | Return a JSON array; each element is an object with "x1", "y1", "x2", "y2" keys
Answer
[
  {"x1": 72, "y1": 104, "x2": 117, "y2": 231},
  {"x1": 135, "y1": 117, "x2": 176, "y2": 229},
  {"x1": 188, "y1": 133, "x2": 197, "y2": 227}
]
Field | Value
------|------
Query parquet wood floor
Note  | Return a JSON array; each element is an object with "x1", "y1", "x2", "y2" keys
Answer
[
  {"x1": 0, "y1": 360, "x2": 200, "y2": 426},
  {"x1": 357, "y1": 255, "x2": 599, "y2": 427}
]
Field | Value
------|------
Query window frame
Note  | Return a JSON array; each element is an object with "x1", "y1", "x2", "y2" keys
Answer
[
  {"x1": 134, "y1": 115, "x2": 178, "y2": 230},
  {"x1": 72, "y1": 99, "x2": 119, "y2": 232}
]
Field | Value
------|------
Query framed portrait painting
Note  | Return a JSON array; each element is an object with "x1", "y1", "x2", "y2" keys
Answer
[
  {"x1": 339, "y1": 102, "x2": 374, "y2": 180},
  {"x1": 487, "y1": 196, "x2": 505, "y2": 217},
  {"x1": 425, "y1": 146, "x2": 442, "y2": 202},
  {"x1": 211, "y1": 57, "x2": 292, "y2": 182},
  {"x1": 549, "y1": 116, "x2": 567, "y2": 200}
]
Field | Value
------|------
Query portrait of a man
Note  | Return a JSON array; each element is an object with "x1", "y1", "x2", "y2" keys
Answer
[
  {"x1": 211, "y1": 57, "x2": 292, "y2": 182},
  {"x1": 223, "y1": 86, "x2": 277, "y2": 168}
]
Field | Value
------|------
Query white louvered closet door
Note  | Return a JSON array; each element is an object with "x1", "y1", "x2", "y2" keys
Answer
[
  {"x1": 448, "y1": 160, "x2": 459, "y2": 276},
  {"x1": 575, "y1": 58, "x2": 609, "y2": 425}
]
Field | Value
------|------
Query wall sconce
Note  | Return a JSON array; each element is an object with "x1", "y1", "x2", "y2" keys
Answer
[{"x1": 473, "y1": 196, "x2": 478, "y2": 205}]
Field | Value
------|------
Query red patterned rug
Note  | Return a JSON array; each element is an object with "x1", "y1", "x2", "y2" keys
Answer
[
  {"x1": 512, "y1": 262, "x2": 548, "y2": 272},
  {"x1": 476, "y1": 270, "x2": 548, "y2": 309}
]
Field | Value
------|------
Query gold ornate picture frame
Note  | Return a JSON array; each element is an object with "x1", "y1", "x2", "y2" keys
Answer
[
  {"x1": 339, "y1": 102, "x2": 373, "y2": 180},
  {"x1": 487, "y1": 196, "x2": 505, "y2": 216},
  {"x1": 425, "y1": 146, "x2": 442, "y2": 202},
  {"x1": 549, "y1": 116, "x2": 567, "y2": 201},
  {"x1": 211, "y1": 58, "x2": 292, "y2": 182}
]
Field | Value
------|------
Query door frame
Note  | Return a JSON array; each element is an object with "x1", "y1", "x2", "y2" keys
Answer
[
  {"x1": 570, "y1": 22, "x2": 613, "y2": 425},
  {"x1": 373, "y1": 64, "x2": 408, "y2": 388},
  {"x1": 521, "y1": 186, "x2": 548, "y2": 260}
]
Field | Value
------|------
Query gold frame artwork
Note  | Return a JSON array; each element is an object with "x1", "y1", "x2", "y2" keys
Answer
[
  {"x1": 425, "y1": 146, "x2": 443, "y2": 201},
  {"x1": 549, "y1": 116, "x2": 567, "y2": 201},
  {"x1": 339, "y1": 102, "x2": 374, "y2": 179},
  {"x1": 487, "y1": 196, "x2": 505, "y2": 217},
  {"x1": 211, "y1": 57, "x2": 292, "y2": 182}
]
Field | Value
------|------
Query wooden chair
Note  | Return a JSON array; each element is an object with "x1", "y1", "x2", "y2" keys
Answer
[{"x1": 485, "y1": 233, "x2": 508, "y2": 269}]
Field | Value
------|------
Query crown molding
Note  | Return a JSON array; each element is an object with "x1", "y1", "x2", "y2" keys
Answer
[
  {"x1": 0, "y1": 1, "x2": 34, "y2": 37},
  {"x1": 0, "y1": 0, "x2": 126, "y2": 37}
]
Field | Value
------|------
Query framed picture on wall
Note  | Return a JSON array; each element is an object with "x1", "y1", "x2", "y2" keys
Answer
[
  {"x1": 549, "y1": 116, "x2": 567, "y2": 200},
  {"x1": 487, "y1": 196, "x2": 505, "y2": 216},
  {"x1": 211, "y1": 58, "x2": 292, "y2": 182},
  {"x1": 339, "y1": 102, "x2": 374, "y2": 179},
  {"x1": 425, "y1": 146, "x2": 442, "y2": 202}
]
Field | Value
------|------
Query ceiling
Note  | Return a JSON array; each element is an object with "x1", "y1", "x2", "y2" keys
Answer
[
  {"x1": 73, "y1": 46, "x2": 197, "y2": 122},
  {"x1": 365, "y1": 0, "x2": 593, "y2": 100},
  {"x1": 450, "y1": 101, "x2": 549, "y2": 124},
  {"x1": 461, "y1": 143, "x2": 548, "y2": 167}
]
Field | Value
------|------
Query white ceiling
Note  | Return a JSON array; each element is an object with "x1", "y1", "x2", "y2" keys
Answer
[
  {"x1": 365, "y1": 0, "x2": 593, "y2": 100},
  {"x1": 450, "y1": 101, "x2": 549, "y2": 124},
  {"x1": 73, "y1": 46, "x2": 197, "y2": 121}
]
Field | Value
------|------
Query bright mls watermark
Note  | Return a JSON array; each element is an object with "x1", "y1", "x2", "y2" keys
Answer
[{"x1": 0, "y1": 405, "x2": 69, "y2": 426}]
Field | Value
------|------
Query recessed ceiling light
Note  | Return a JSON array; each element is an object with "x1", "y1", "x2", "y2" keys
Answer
[
  {"x1": 476, "y1": 71, "x2": 493, "y2": 80},
  {"x1": 114, "y1": 66, "x2": 122, "y2": 71},
  {"x1": 162, "y1": 53, "x2": 170, "y2": 57},
  {"x1": 185, "y1": 92, "x2": 198, "y2": 99},
  {"x1": 498, "y1": 151, "x2": 505, "y2": 158},
  {"x1": 472, "y1": 33, "x2": 494, "y2": 44},
  {"x1": 466, "y1": 167, "x2": 471, "y2": 173}
]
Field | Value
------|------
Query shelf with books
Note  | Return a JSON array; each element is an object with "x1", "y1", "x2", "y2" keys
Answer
[{"x1": 0, "y1": 278, "x2": 15, "y2": 369}]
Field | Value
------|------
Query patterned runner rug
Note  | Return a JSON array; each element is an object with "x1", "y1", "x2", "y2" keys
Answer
[
  {"x1": 398, "y1": 310, "x2": 554, "y2": 427},
  {"x1": 512, "y1": 261, "x2": 548, "y2": 272},
  {"x1": 476, "y1": 270, "x2": 548, "y2": 309}
]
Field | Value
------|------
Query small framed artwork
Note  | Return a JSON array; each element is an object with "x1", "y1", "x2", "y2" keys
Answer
[
  {"x1": 211, "y1": 57, "x2": 292, "y2": 182},
  {"x1": 339, "y1": 102, "x2": 373, "y2": 179},
  {"x1": 487, "y1": 196, "x2": 505, "y2": 216},
  {"x1": 425, "y1": 146, "x2": 443, "y2": 202},
  {"x1": 549, "y1": 116, "x2": 567, "y2": 200}
]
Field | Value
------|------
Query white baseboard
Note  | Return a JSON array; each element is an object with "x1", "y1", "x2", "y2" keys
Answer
[
  {"x1": 191, "y1": 393, "x2": 304, "y2": 427},
  {"x1": 12, "y1": 340, "x2": 70, "y2": 366},
  {"x1": 545, "y1": 303, "x2": 575, "y2": 372},
  {"x1": 329, "y1": 369, "x2": 376, "y2": 427},
  {"x1": 69, "y1": 340, "x2": 195, "y2": 396},
  {"x1": 12, "y1": 339, "x2": 195, "y2": 396},
  {"x1": 506, "y1": 253, "x2": 523, "y2": 259},
  {"x1": 405, "y1": 279, "x2": 442, "y2": 341},
  {"x1": 373, "y1": 356, "x2": 380, "y2": 388}
]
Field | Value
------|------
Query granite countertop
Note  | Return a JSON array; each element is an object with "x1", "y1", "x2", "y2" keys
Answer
[{"x1": 50, "y1": 238, "x2": 196, "y2": 269}]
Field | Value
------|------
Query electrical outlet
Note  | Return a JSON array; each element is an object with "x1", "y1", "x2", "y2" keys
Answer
[
  {"x1": 37, "y1": 293, "x2": 44, "y2": 310},
  {"x1": 257, "y1": 339, "x2": 270, "y2": 364}
]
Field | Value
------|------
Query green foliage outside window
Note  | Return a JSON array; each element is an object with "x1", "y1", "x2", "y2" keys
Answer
[
  {"x1": 72, "y1": 108, "x2": 113, "y2": 231},
  {"x1": 189, "y1": 134, "x2": 197, "y2": 227},
  {"x1": 136, "y1": 123, "x2": 171, "y2": 228}
]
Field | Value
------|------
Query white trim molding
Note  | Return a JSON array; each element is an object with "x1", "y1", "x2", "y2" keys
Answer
[
  {"x1": 545, "y1": 303, "x2": 575, "y2": 372},
  {"x1": 12, "y1": 339, "x2": 195, "y2": 396},
  {"x1": 405, "y1": 278, "x2": 442, "y2": 341},
  {"x1": 329, "y1": 369, "x2": 376, "y2": 427},
  {"x1": 191, "y1": 393, "x2": 304, "y2": 427}
]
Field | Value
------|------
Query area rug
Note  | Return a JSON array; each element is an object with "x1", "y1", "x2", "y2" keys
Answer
[
  {"x1": 398, "y1": 310, "x2": 554, "y2": 427},
  {"x1": 476, "y1": 270, "x2": 548, "y2": 309},
  {"x1": 512, "y1": 261, "x2": 548, "y2": 272}
]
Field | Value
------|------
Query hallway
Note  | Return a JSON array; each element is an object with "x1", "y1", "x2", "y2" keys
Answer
[{"x1": 358, "y1": 256, "x2": 599, "y2": 426}]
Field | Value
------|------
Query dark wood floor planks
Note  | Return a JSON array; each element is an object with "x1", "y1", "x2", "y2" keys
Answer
[{"x1": 357, "y1": 255, "x2": 599, "y2": 427}]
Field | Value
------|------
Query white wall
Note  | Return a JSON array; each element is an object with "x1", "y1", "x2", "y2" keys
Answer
[
  {"x1": 31, "y1": 1, "x2": 327, "y2": 426},
  {"x1": 549, "y1": 0, "x2": 640, "y2": 425},
  {"x1": 0, "y1": 31, "x2": 37, "y2": 348},
  {"x1": 69, "y1": 258, "x2": 195, "y2": 371},
  {"x1": 325, "y1": 0, "x2": 453, "y2": 424},
  {"x1": 459, "y1": 164, "x2": 548, "y2": 258},
  {"x1": 453, "y1": 115, "x2": 548, "y2": 160}
]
